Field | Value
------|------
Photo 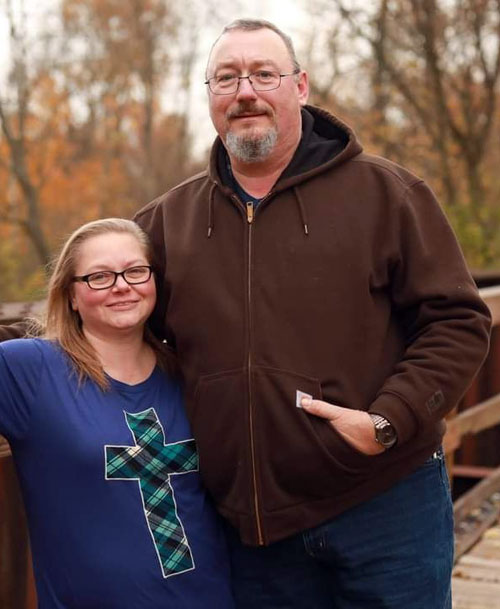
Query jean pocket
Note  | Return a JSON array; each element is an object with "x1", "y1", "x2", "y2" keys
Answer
[
  {"x1": 418, "y1": 447, "x2": 452, "y2": 495},
  {"x1": 421, "y1": 447, "x2": 444, "y2": 467}
]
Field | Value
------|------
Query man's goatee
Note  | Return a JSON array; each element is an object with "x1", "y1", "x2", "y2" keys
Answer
[{"x1": 225, "y1": 128, "x2": 278, "y2": 163}]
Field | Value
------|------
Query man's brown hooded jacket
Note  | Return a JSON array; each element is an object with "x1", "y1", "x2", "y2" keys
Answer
[{"x1": 135, "y1": 106, "x2": 491, "y2": 546}]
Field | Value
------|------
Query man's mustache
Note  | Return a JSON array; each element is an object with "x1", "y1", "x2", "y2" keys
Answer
[{"x1": 227, "y1": 103, "x2": 272, "y2": 119}]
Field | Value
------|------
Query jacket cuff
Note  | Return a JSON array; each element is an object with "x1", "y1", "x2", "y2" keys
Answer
[{"x1": 369, "y1": 392, "x2": 419, "y2": 446}]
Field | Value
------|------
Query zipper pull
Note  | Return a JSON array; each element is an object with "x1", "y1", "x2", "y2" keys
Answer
[{"x1": 246, "y1": 201, "x2": 254, "y2": 224}]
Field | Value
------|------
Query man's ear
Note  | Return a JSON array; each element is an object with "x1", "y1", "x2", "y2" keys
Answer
[{"x1": 297, "y1": 70, "x2": 309, "y2": 107}]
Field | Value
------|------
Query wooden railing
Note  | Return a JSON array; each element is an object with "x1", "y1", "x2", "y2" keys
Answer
[
  {"x1": 0, "y1": 300, "x2": 44, "y2": 608},
  {"x1": 0, "y1": 299, "x2": 45, "y2": 325},
  {"x1": 0, "y1": 287, "x2": 499, "y2": 604},
  {"x1": 444, "y1": 285, "x2": 500, "y2": 560},
  {"x1": 0, "y1": 434, "x2": 10, "y2": 459}
]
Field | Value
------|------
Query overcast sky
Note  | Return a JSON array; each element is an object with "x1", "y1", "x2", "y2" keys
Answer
[{"x1": 0, "y1": 0, "x2": 309, "y2": 154}]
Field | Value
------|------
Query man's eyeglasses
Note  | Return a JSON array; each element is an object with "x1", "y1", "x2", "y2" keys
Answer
[
  {"x1": 72, "y1": 265, "x2": 153, "y2": 290},
  {"x1": 205, "y1": 69, "x2": 300, "y2": 95}
]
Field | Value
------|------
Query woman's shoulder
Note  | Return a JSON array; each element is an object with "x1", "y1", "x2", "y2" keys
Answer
[{"x1": 0, "y1": 338, "x2": 62, "y2": 366}]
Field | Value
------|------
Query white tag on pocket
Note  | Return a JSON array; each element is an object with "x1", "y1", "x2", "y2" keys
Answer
[{"x1": 296, "y1": 389, "x2": 312, "y2": 408}]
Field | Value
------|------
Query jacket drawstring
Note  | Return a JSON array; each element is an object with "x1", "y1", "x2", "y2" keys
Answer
[
  {"x1": 294, "y1": 187, "x2": 309, "y2": 235},
  {"x1": 207, "y1": 183, "x2": 217, "y2": 238}
]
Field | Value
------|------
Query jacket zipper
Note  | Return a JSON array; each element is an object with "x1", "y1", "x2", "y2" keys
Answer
[{"x1": 245, "y1": 200, "x2": 264, "y2": 545}]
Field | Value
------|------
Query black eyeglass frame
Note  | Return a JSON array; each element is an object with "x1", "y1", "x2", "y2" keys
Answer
[
  {"x1": 204, "y1": 69, "x2": 300, "y2": 95},
  {"x1": 72, "y1": 265, "x2": 153, "y2": 290}
]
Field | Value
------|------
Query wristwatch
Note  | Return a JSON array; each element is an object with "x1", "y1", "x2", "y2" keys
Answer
[{"x1": 369, "y1": 414, "x2": 398, "y2": 449}]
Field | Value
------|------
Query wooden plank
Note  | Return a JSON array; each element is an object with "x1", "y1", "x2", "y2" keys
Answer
[
  {"x1": 453, "y1": 467, "x2": 500, "y2": 521},
  {"x1": 0, "y1": 435, "x2": 11, "y2": 459},
  {"x1": 0, "y1": 459, "x2": 35, "y2": 608},
  {"x1": 455, "y1": 509, "x2": 500, "y2": 562},
  {"x1": 479, "y1": 285, "x2": 500, "y2": 327},
  {"x1": 452, "y1": 522, "x2": 500, "y2": 607},
  {"x1": 453, "y1": 561, "x2": 500, "y2": 583},
  {"x1": 444, "y1": 392, "x2": 500, "y2": 453},
  {"x1": 465, "y1": 526, "x2": 500, "y2": 560},
  {"x1": 454, "y1": 392, "x2": 500, "y2": 436},
  {"x1": 0, "y1": 300, "x2": 45, "y2": 324},
  {"x1": 452, "y1": 465, "x2": 496, "y2": 479},
  {"x1": 452, "y1": 577, "x2": 500, "y2": 608},
  {"x1": 453, "y1": 469, "x2": 500, "y2": 560},
  {"x1": 458, "y1": 554, "x2": 500, "y2": 569},
  {"x1": 454, "y1": 469, "x2": 500, "y2": 522}
]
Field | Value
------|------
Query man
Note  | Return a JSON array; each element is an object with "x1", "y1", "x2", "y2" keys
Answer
[
  {"x1": 2, "y1": 18, "x2": 491, "y2": 609},
  {"x1": 133, "y1": 18, "x2": 491, "y2": 609}
]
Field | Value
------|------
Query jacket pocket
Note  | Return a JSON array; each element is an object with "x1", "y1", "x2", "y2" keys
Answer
[
  {"x1": 191, "y1": 365, "x2": 377, "y2": 515},
  {"x1": 251, "y1": 366, "x2": 377, "y2": 511},
  {"x1": 191, "y1": 368, "x2": 251, "y2": 513}
]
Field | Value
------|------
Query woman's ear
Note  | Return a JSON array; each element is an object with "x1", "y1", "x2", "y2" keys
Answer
[{"x1": 70, "y1": 288, "x2": 78, "y2": 312}]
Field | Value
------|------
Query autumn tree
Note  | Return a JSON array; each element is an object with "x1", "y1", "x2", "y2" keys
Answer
[
  {"x1": 0, "y1": 0, "x2": 260, "y2": 302},
  {"x1": 0, "y1": 1, "x2": 52, "y2": 268},
  {"x1": 0, "y1": 0, "x2": 201, "y2": 300},
  {"x1": 60, "y1": 0, "x2": 199, "y2": 204},
  {"x1": 302, "y1": 0, "x2": 500, "y2": 267}
]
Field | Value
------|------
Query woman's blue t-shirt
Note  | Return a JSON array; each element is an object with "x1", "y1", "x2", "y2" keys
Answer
[{"x1": 0, "y1": 338, "x2": 234, "y2": 609}]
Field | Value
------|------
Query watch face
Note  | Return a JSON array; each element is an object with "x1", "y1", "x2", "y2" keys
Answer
[
  {"x1": 370, "y1": 414, "x2": 397, "y2": 448},
  {"x1": 376, "y1": 425, "x2": 397, "y2": 447},
  {"x1": 379, "y1": 427, "x2": 395, "y2": 442}
]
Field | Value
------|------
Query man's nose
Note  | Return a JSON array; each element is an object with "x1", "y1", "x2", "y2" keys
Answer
[{"x1": 235, "y1": 76, "x2": 258, "y2": 100}]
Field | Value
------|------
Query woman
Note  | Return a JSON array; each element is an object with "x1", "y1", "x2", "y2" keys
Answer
[{"x1": 0, "y1": 219, "x2": 234, "y2": 608}]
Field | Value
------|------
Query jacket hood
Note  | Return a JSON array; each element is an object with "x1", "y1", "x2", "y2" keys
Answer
[
  {"x1": 205, "y1": 105, "x2": 363, "y2": 238},
  {"x1": 209, "y1": 105, "x2": 363, "y2": 193}
]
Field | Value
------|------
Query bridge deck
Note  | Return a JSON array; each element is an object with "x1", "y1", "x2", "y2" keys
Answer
[{"x1": 453, "y1": 519, "x2": 500, "y2": 608}]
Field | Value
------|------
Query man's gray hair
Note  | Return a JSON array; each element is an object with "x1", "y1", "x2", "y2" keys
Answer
[{"x1": 208, "y1": 19, "x2": 301, "y2": 74}]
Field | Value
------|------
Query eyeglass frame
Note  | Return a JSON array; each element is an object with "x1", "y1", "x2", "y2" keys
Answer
[
  {"x1": 204, "y1": 69, "x2": 300, "y2": 95},
  {"x1": 72, "y1": 265, "x2": 153, "y2": 290}
]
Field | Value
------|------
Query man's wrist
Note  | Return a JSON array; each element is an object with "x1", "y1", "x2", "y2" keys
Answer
[{"x1": 369, "y1": 413, "x2": 398, "y2": 449}]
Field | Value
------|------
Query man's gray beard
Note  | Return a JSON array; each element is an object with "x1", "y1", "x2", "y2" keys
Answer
[{"x1": 225, "y1": 128, "x2": 278, "y2": 163}]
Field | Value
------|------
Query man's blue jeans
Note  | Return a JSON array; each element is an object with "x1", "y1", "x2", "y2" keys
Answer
[{"x1": 227, "y1": 450, "x2": 453, "y2": 608}]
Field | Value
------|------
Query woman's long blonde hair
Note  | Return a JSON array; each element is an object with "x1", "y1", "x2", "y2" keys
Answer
[{"x1": 44, "y1": 218, "x2": 175, "y2": 389}]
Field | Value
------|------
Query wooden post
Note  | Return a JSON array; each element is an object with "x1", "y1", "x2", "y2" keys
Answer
[{"x1": 0, "y1": 457, "x2": 37, "y2": 608}]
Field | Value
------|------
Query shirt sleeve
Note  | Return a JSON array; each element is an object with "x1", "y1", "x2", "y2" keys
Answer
[
  {"x1": 369, "y1": 180, "x2": 491, "y2": 444},
  {"x1": 0, "y1": 339, "x2": 42, "y2": 441}
]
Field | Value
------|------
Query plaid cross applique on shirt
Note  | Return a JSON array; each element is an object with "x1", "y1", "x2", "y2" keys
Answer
[{"x1": 105, "y1": 407, "x2": 199, "y2": 578}]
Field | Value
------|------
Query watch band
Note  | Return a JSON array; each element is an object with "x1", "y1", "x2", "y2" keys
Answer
[
  {"x1": 369, "y1": 413, "x2": 398, "y2": 449},
  {"x1": 370, "y1": 414, "x2": 389, "y2": 427}
]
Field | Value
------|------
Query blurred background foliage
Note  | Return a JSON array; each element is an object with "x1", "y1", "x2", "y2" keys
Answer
[{"x1": 1, "y1": 0, "x2": 500, "y2": 302}]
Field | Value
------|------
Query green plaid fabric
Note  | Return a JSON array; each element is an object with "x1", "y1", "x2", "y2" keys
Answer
[{"x1": 105, "y1": 408, "x2": 198, "y2": 578}]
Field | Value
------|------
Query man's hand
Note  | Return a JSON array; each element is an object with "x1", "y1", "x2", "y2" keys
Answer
[{"x1": 301, "y1": 398, "x2": 385, "y2": 456}]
